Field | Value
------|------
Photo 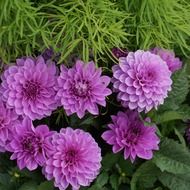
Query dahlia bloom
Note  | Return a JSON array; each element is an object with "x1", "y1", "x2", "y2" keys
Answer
[
  {"x1": 151, "y1": 47, "x2": 182, "y2": 72},
  {"x1": 0, "y1": 56, "x2": 58, "y2": 120},
  {"x1": 102, "y1": 111, "x2": 160, "y2": 162},
  {"x1": 6, "y1": 118, "x2": 54, "y2": 171},
  {"x1": 112, "y1": 48, "x2": 128, "y2": 58},
  {"x1": 0, "y1": 100, "x2": 20, "y2": 152},
  {"x1": 112, "y1": 50, "x2": 172, "y2": 112},
  {"x1": 43, "y1": 127, "x2": 102, "y2": 190},
  {"x1": 56, "y1": 60, "x2": 112, "y2": 118},
  {"x1": 42, "y1": 48, "x2": 54, "y2": 61}
]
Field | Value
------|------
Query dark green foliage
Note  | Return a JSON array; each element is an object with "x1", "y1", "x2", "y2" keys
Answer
[
  {"x1": 153, "y1": 138, "x2": 190, "y2": 174},
  {"x1": 158, "y1": 172, "x2": 190, "y2": 190},
  {"x1": 130, "y1": 161, "x2": 161, "y2": 190}
]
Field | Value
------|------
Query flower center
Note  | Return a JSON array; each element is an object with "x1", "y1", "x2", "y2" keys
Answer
[
  {"x1": 23, "y1": 80, "x2": 41, "y2": 100},
  {"x1": 123, "y1": 126, "x2": 142, "y2": 146},
  {"x1": 65, "y1": 149, "x2": 78, "y2": 166},
  {"x1": 137, "y1": 69, "x2": 156, "y2": 85},
  {"x1": 21, "y1": 134, "x2": 41, "y2": 153},
  {"x1": 73, "y1": 80, "x2": 90, "y2": 97},
  {"x1": 22, "y1": 137, "x2": 34, "y2": 151},
  {"x1": 144, "y1": 71, "x2": 154, "y2": 81}
]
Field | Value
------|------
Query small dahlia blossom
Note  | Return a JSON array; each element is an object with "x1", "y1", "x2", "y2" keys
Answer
[
  {"x1": 6, "y1": 118, "x2": 54, "y2": 171},
  {"x1": 0, "y1": 100, "x2": 20, "y2": 152},
  {"x1": 0, "y1": 56, "x2": 58, "y2": 120},
  {"x1": 151, "y1": 47, "x2": 182, "y2": 72},
  {"x1": 56, "y1": 60, "x2": 112, "y2": 118},
  {"x1": 112, "y1": 48, "x2": 128, "y2": 58},
  {"x1": 42, "y1": 48, "x2": 54, "y2": 61},
  {"x1": 44, "y1": 127, "x2": 102, "y2": 190},
  {"x1": 112, "y1": 50, "x2": 172, "y2": 112},
  {"x1": 102, "y1": 111, "x2": 160, "y2": 162}
]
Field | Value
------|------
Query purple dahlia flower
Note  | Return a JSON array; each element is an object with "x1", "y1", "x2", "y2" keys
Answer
[
  {"x1": 112, "y1": 50, "x2": 172, "y2": 112},
  {"x1": 0, "y1": 100, "x2": 20, "y2": 152},
  {"x1": 151, "y1": 47, "x2": 182, "y2": 72},
  {"x1": 6, "y1": 117, "x2": 54, "y2": 171},
  {"x1": 112, "y1": 48, "x2": 128, "y2": 59},
  {"x1": 42, "y1": 48, "x2": 54, "y2": 61},
  {"x1": 43, "y1": 127, "x2": 102, "y2": 190},
  {"x1": 0, "y1": 56, "x2": 58, "y2": 120},
  {"x1": 56, "y1": 60, "x2": 112, "y2": 118},
  {"x1": 102, "y1": 111, "x2": 160, "y2": 162}
]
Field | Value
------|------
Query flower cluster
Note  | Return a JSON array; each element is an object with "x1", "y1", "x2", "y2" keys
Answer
[{"x1": 0, "y1": 47, "x2": 181, "y2": 190}]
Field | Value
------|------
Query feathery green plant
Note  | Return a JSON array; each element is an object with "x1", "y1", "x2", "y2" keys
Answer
[
  {"x1": 41, "y1": 0, "x2": 129, "y2": 65},
  {"x1": 122, "y1": 0, "x2": 190, "y2": 55},
  {"x1": 0, "y1": 0, "x2": 129, "y2": 65},
  {"x1": 0, "y1": 0, "x2": 52, "y2": 63}
]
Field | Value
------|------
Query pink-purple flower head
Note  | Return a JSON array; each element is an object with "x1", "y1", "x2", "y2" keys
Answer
[
  {"x1": 112, "y1": 48, "x2": 128, "y2": 59},
  {"x1": 56, "y1": 60, "x2": 112, "y2": 118},
  {"x1": 102, "y1": 111, "x2": 160, "y2": 162},
  {"x1": 112, "y1": 50, "x2": 172, "y2": 112},
  {"x1": 151, "y1": 47, "x2": 182, "y2": 73},
  {"x1": 44, "y1": 127, "x2": 102, "y2": 190},
  {"x1": 0, "y1": 56, "x2": 58, "y2": 120},
  {"x1": 0, "y1": 100, "x2": 20, "y2": 152},
  {"x1": 6, "y1": 117, "x2": 54, "y2": 171}
]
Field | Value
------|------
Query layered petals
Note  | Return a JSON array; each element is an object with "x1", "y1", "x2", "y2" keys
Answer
[
  {"x1": 102, "y1": 111, "x2": 160, "y2": 162},
  {"x1": 112, "y1": 50, "x2": 172, "y2": 112},
  {"x1": 6, "y1": 118, "x2": 54, "y2": 171},
  {"x1": 151, "y1": 47, "x2": 182, "y2": 72},
  {"x1": 43, "y1": 127, "x2": 102, "y2": 190},
  {"x1": 0, "y1": 56, "x2": 58, "y2": 120},
  {"x1": 56, "y1": 60, "x2": 112, "y2": 118}
]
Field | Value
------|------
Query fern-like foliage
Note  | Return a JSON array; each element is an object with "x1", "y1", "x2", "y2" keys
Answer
[
  {"x1": 0, "y1": 0, "x2": 51, "y2": 63},
  {"x1": 122, "y1": 0, "x2": 190, "y2": 55},
  {"x1": 0, "y1": 0, "x2": 129, "y2": 65},
  {"x1": 41, "y1": 0, "x2": 129, "y2": 65}
]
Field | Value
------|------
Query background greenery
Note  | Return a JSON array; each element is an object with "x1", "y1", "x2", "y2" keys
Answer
[{"x1": 0, "y1": 0, "x2": 190, "y2": 190}]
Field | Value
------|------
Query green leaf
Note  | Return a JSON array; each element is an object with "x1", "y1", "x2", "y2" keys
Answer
[
  {"x1": 160, "y1": 69, "x2": 189, "y2": 111},
  {"x1": 117, "y1": 156, "x2": 135, "y2": 176},
  {"x1": 109, "y1": 174, "x2": 119, "y2": 190},
  {"x1": 102, "y1": 153, "x2": 120, "y2": 171},
  {"x1": 131, "y1": 161, "x2": 161, "y2": 190},
  {"x1": 153, "y1": 187, "x2": 163, "y2": 190},
  {"x1": 174, "y1": 128, "x2": 186, "y2": 147},
  {"x1": 153, "y1": 138, "x2": 190, "y2": 174},
  {"x1": 96, "y1": 172, "x2": 109, "y2": 188},
  {"x1": 153, "y1": 104, "x2": 190, "y2": 124},
  {"x1": 19, "y1": 181, "x2": 38, "y2": 190},
  {"x1": 79, "y1": 116, "x2": 96, "y2": 126},
  {"x1": 0, "y1": 173, "x2": 11, "y2": 185},
  {"x1": 159, "y1": 172, "x2": 190, "y2": 190},
  {"x1": 38, "y1": 181, "x2": 54, "y2": 190}
]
